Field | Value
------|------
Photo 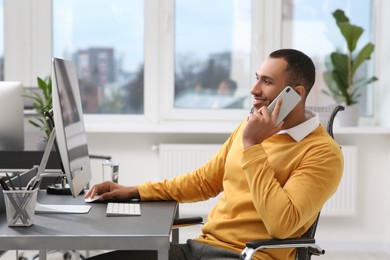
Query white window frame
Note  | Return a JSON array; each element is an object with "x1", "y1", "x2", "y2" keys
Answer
[
  {"x1": 158, "y1": 0, "x2": 283, "y2": 124},
  {"x1": 4, "y1": 0, "x2": 386, "y2": 132}
]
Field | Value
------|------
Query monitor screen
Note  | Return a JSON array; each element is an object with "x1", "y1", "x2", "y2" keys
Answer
[
  {"x1": 0, "y1": 81, "x2": 24, "y2": 151},
  {"x1": 52, "y1": 58, "x2": 92, "y2": 197}
]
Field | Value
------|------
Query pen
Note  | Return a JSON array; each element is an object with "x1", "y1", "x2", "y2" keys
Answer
[
  {"x1": 5, "y1": 173, "x2": 16, "y2": 190},
  {"x1": 0, "y1": 176, "x2": 10, "y2": 190},
  {"x1": 17, "y1": 173, "x2": 22, "y2": 190},
  {"x1": 31, "y1": 179, "x2": 40, "y2": 190},
  {"x1": 26, "y1": 176, "x2": 37, "y2": 191}
]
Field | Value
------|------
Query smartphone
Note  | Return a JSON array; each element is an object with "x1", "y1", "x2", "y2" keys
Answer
[{"x1": 267, "y1": 86, "x2": 301, "y2": 125}]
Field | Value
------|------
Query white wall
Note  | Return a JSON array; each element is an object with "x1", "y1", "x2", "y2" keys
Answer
[
  {"x1": 318, "y1": 131, "x2": 390, "y2": 252},
  {"x1": 85, "y1": 132, "x2": 229, "y2": 187}
]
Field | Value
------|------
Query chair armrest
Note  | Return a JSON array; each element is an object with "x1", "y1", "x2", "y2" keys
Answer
[
  {"x1": 246, "y1": 237, "x2": 315, "y2": 248},
  {"x1": 240, "y1": 238, "x2": 324, "y2": 260},
  {"x1": 173, "y1": 216, "x2": 203, "y2": 228}
]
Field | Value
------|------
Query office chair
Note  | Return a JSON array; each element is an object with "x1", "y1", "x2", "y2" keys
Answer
[
  {"x1": 171, "y1": 208, "x2": 204, "y2": 243},
  {"x1": 239, "y1": 105, "x2": 345, "y2": 260}
]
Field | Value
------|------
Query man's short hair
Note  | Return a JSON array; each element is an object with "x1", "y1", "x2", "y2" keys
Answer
[{"x1": 269, "y1": 49, "x2": 316, "y2": 97}]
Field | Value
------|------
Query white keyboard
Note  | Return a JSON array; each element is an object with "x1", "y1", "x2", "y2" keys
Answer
[{"x1": 106, "y1": 202, "x2": 141, "y2": 217}]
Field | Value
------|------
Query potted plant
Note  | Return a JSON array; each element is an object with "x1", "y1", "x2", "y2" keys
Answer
[
  {"x1": 24, "y1": 76, "x2": 53, "y2": 144},
  {"x1": 323, "y1": 9, "x2": 378, "y2": 126}
]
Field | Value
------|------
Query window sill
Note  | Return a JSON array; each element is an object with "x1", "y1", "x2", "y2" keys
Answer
[
  {"x1": 334, "y1": 126, "x2": 390, "y2": 135},
  {"x1": 85, "y1": 123, "x2": 390, "y2": 135},
  {"x1": 84, "y1": 122, "x2": 238, "y2": 134}
]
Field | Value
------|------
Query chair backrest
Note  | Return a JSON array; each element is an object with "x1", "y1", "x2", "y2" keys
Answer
[
  {"x1": 295, "y1": 105, "x2": 344, "y2": 260},
  {"x1": 307, "y1": 105, "x2": 345, "y2": 139}
]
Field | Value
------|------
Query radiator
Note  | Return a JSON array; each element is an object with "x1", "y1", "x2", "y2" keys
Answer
[
  {"x1": 322, "y1": 145, "x2": 357, "y2": 217},
  {"x1": 159, "y1": 144, "x2": 221, "y2": 216},
  {"x1": 159, "y1": 144, "x2": 357, "y2": 217}
]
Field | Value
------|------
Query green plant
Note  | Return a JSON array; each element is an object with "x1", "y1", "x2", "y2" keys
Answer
[
  {"x1": 24, "y1": 76, "x2": 52, "y2": 141},
  {"x1": 323, "y1": 9, "x2": 378, "y2": 106}
]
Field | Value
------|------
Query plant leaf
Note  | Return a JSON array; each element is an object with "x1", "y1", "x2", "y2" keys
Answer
[
  {"x1": 332, "y1": 9, "x2": 349, "y2": 23},
  {"x1": 333, "y1": 9, "x2": 363, "y2": 53},
  {"x1": 352, "y1": 43, "x2": 375, "y2": 75},
  {"x1": 353, "y1": 76, "x2": 378, "y2": 88},
  {"x1": 337, "y1": 23, "x2": 363, "y2": 52},
  {"x1": 330, "y1": 52, "x2": 349, "y2": 88},
  {"x1": 25, "y1": 75, "x2": 53, "y2": 139}
]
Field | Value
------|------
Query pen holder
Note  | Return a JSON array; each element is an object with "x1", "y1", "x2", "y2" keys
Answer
[{"x1": 3, "y1": 188, "x2": 38, "y2": 227}]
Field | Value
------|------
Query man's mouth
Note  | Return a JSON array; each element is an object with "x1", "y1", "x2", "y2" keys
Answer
[{"x1": 252, "y1": 97, "x2": 268, "y2": 108}]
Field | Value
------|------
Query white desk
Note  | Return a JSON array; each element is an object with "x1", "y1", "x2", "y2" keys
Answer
[{"x1": 0, "y1": 191, "x2": 177, "y2": 260}]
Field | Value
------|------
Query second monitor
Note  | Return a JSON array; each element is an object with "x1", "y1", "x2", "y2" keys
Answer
[{"x1": 51, "y1": 57, "x2": 92, "y2": 198}]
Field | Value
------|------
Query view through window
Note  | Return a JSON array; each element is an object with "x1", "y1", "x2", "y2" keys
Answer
[
  {"x1": 282, "y1": 0, "x2": 374, "y2": 115},
  {"x1": 174, "y1": 0, "x2": 252, "y2": 110},
  {"x1": 0, "y1": 0, "x2": 4, "y2": 81},
  {"x1": 53, "y1": 0, "x2": 144, "y2": 114}
]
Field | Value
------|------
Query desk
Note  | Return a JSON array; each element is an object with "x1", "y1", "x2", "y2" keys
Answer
[{"x1": 0, "y1": 191, "x2": 177, "y2": 260}]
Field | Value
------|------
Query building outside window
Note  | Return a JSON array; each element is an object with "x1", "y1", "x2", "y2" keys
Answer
[
  {"x1": 52, "y1": 0, "x2": 144, "y2": 115},
  {"x1": 174, "y1": 0, "x2": 252, "y2": 110}
]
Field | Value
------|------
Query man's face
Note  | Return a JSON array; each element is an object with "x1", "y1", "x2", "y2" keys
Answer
[{"x1": 250, "y1": 57, "x2": 288, "y2": 110}]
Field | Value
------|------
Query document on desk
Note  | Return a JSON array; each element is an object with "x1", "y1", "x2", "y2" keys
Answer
[{"x1": 106, "y1": 202, "x2": 141, "y2": 216}]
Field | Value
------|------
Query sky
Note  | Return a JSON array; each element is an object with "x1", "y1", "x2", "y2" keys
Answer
[{"x1": 53, "y1": 0, "x2": 144, "y2": 71}]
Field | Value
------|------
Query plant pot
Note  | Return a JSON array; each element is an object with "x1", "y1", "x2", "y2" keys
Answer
[
  {"x1": 338, "y1": 104, "x2": 360, "y2": 126},
  {"x1": 36, "y1": 140, "x2": 56, "y2": 151}
]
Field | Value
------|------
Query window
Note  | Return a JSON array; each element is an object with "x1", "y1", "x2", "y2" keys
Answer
[
  {"x1": 174, "y1": 0, "x2": 252, "y2": 111},
  {"x1": 52, "y1": 0, "x2": 144, "y2": 114},
  {"x1": 3, "y1": 0, "x2": 384, "y2": 131},
  {"x1": 281, "y1": 0, "x2": 374, "y2": 116},
  {"x1": 0, "y1": 0, "x2": 3, "y2": 81}
]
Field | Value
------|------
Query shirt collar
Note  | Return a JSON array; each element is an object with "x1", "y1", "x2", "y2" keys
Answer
[{"x1": 278, "y1": 109, "x2": 320, "y2": 142}]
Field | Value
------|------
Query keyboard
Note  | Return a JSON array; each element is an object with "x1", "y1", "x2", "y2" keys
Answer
[{"x1": 106, "y1": 202, "x2": 141, "y2": 217}]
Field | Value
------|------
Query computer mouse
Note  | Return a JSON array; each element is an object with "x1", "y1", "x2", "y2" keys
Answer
[{"x1": 84, "y1": 195, "x2": 100, "y2": 203}]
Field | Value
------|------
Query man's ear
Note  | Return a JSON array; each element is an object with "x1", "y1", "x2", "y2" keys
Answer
[{"x1": 294, "y1": 85, "x2": 306, "y2": 98}]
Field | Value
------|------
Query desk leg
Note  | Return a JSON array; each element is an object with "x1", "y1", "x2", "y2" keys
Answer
[
  {"x1": 158, "y1": 248, "x2": 169, "y2": 260},
  {"x1": 39, "y1": 250, "x2": 47, "y2": 260}
]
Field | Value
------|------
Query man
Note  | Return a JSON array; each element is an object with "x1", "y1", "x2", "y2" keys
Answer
[
  {"x1": 86, "y1": 49, "x2": 344, "y2": 260},
  {"x1": 217, "y1": 79, "x2": 237, "y2": 95}
]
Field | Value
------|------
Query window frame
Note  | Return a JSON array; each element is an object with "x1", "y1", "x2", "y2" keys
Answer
[
  {"x1": 3, "y1": 0, "x2": 385, "y2": 132},
  {"x1": 158, "y1": 0, "x2": 283, "y2": 123}
]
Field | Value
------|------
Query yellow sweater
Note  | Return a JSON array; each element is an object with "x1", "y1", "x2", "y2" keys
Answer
[{"x1": 138, "y1": 120, "x2": 343, "y2": 260}]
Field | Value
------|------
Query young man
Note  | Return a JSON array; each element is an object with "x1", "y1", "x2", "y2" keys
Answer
[{"x1": 86, "y1": 49, "x2": 344, "y2": 260}]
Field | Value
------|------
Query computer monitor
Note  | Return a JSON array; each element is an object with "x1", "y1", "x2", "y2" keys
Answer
[
  {"x1": 0, "y1": 81, "x2": 24, "y2": 151},
  {"x1": 51, "y1": 57, "x2": 92, "y2": 198}
]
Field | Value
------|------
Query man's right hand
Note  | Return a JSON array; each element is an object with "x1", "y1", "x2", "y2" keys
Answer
[
  {"x1": 242, "y1": 98, "x2": 284, "y2": 149},
  {"x1": 85, "y1": 181, "x2": 140, "y2": 202}
]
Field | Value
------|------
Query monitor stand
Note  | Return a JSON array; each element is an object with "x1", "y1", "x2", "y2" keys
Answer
[
  {"x1": 34, "y1": 127, "x2": 91, "y2": 214},
  {"x1": 35, "y1": 202, "x2": 90, "y2": 214},
  {"x1": 47, "y1": 183, "x2": 72, "y2": 195}
]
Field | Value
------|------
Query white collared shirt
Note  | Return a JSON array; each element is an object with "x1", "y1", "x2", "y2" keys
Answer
[{"x1": 277, "y1": 109, "x2": 320, "y2": 142}]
